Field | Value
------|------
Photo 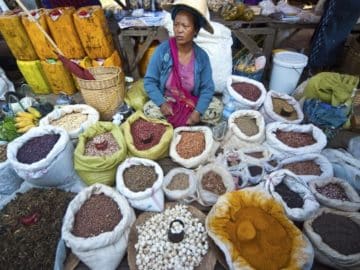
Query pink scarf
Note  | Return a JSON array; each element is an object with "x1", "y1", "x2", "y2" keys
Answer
[{"x1": 166, "y1": 38, "x2": 198, "y2": 127}]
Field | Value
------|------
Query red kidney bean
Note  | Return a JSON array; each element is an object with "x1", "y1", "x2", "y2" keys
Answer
[
  {"x1": 131, "y1": 119, "x2": 166, "y2": 151},
  {"x1": 231, "y1": 82, "x2": 261, "y2": 101}
]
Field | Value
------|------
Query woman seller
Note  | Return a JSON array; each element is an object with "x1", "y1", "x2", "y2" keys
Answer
[{"x1": 143, "y1": 0, "x2": 222, "y2": 127}]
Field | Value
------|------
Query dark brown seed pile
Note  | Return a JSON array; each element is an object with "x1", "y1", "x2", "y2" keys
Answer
[
  {"x1": 283, "y1": 160, "x2": 322, "y2": 175},
  {"x1": 231, "y1": 82, "x2": 261, "y2": 101},
  {"x1": 123, "y1": 165, "x2": 157, "y2": 192},
  {"x1": 176, "y1": 131, "x2": 205, "y2": 159},
  {"x1": 275, "y1": 182, "x2": 304, "y2": 208},
  {"x1": 272, "y1": 97, "x2": 298, "y2": 120},
  {"x1": 167, "y1": 173, "x2": 189, "y2": 191},
  {"x1": 248, "y1": 165, "x2": 263, "y2": 177},
  {"x1": 72, "y1": 194, "x2": 122, "y2": 238},
  {"x1": 316, "y1": 183, "x2": 350, "y2": 201},
  {"x1": 131, "y1": 119, "x2": 166, "y2": 151},
  {"x1": 201, "y1": 171, "x2": 226, "y2": 195},
  {"x1": 234, "y1": 116, "x2": 259, "y2": 136},
  {"x1": 275, "y1": 130, "x2": 316, "y2": 148},
  {"x1": 245, "y1": 152, "x2": 264, "y2": 159}
]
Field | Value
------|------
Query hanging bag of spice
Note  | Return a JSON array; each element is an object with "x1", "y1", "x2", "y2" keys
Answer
[
  {"x1": 264, "y1": 169, "x2": 320, "y2": 222},
  {"x1": 261, "y1": 90, "x2": 304, "y2": 124},
  {"x1": 266, "y1": 122, "x2": 327, "y2": 159},
  {"x1": 304, "y1": 208, "x2": 360, "y2": 270},
  {"x1": 116, "y1": 157, "x2": 164, "y2": 212},
  {"x1": 309, "y1": 177, "x2": 360, "y2": 212},
  {"x1": 62, "y1": 184, "x2": 135, "y2": 270},
  {"x1": 74, "y1": 122, "x2": 127, "y2": 186},
  {"x1": 279, "y1": 153, "x2": 333, "y2": 183},
  {"x1": 162, "y1": 168, "x2": 198, "y2": 202}
]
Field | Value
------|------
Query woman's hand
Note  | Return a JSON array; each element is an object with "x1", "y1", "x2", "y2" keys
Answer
[
  {"x1": 160, "y1": 102, "x2": 173, "y2": 116},
  {"x1": 186, "y1": 111, "x2": 200, "y2": 125}
]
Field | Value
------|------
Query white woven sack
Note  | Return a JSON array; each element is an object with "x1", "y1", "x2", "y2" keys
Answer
[
  {"x1": 280, "y1": 153, "x2": 333, "y2": 183},
  {"x1": 170, "y1": 126, "x2": 214, "y2": 169},
  {"x1": 266, "y1": 122, "x2": 327, "y2": 158},
  {"x1": 116, "y1": 157, "x2": 164, "y2": 212},
  {"x1": 0, "y1": 158, "x2": 23, "y2": 195},
  {"x1": 219, "y1": 149, "x2": 245, "y2": 172},
  {"x1": 62, "y1": 184, "x2": 136, "y2": 270},
  {"x1": 260, "y1": 90, "x2": 304, "y2": 124},
  {"x1": 226, "y1": 75, "x2": 266, "y2": 110},
  {"x1": 245, "y1": 162, "x2": 266, "y2": 185},
  {"x1": 309, "y1": 177, "x2": 360, "y2": 212},
  {"x1": 241, "y1": 145, "x2": 272, "y2": 164},
  {"x1": 304, "y1": 208, "x2": 360, "y2": 270},
  {"x1": 197, "y1": 163, "x2": 235, "y2": 206},
  {"x1": 265, "y1": 170, "x2": 320, "y2": 222},
  {"x1": 162, "y1": 168, "x2": 197, "y2": 202},
  {"x1": 7, "y1": 126, "x2": 79, "y2": 187},
  {"x1": 39, "y1": 104, "x2": 99, "y2": 140},
  {"x1": 228, "y1": 110, "x2": 265, "y2": 144}
]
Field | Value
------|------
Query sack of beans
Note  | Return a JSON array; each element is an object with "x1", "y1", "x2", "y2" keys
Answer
[
  {"x1": 309, "y1": 177, "x2": 360, "y2": 212},
  {"x1": 162, "y1": 168, "x2": 197, "y2": 202},
  {"x1": 226, "y1": 75, "x2": 266, "y2": 110},
  {"x1": 266, "y1": 122, "x2": 327, "y2": 159},
  {"x1": 322, "y1": 148, "x2": 360, "y2": 191},
  {"x1": 241, "y1": 145, "x2": 272, "y2": 164},
  {"x1": 304, "y1": 208, "x2": 360, "y2": 270},
  {"x1": 39, "y1": 104, "x2": 99, "y2": 141},
  {"x1": 260, "y1": 90, "x2": 304, "y2": 124},
  {"x1": 219, "y1": 149, "x2": 244, "y2": 172},
  {"x1": 280, "y1": 153, "x2": 333, "y2": 183},
  {"x1": 74, "y1": 122, "x2": 127, "y2": 186},
  {"x1": 170, "y1": 126, "x2": 214, "y2": 169},
  {"x1": 7, "y1": 126, "x2": 79, "y2": 187},
  {"x1": 244, "y1": 162, "x2": 265, "y2": 185},
  {"x1": 228, "y1": 110, "x2": 265, "y2": 144},
  {"x1": 196, "y1": 163, "x2": 236, "y2": 206},
  {"x1": 62, "y1": 184, "x2": 135, "y2": 270},
  {"x1": 122, "y1": 111, "x2": 173, "y2": 160},
  {"x1": 116, "y1": 157, "x2": 164, "y2": 212},
  {"x1": 264, "y1": 170, "x2": 319, "y2": 222}
]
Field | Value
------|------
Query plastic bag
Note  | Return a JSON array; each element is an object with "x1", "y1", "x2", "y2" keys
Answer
[
  {"x1": 162, "y1": 168, "x2": 197, "y2": 202},
  {"x1": 0, "y1": 158, "x2": 23, "y2": 195},
  {"x1": 260, "y1": 0, "x2": 276, "y2": 16},
  {"x1": 348, "y1": 136, "x2": 360, "y2": 159},
  {"x1": 124, "y1": 79, "x2": 149, "y2": 111},
  {"x1": 0, "y1": 67, "x2": 15, "y2": 100},
  {"x1": 62, "y1": 184, "x2": 136, "y2": 270}
]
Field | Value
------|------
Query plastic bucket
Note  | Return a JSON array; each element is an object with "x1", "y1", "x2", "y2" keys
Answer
[{"x1": 269, "y1": 51, "x2": 308, "y2": 95}]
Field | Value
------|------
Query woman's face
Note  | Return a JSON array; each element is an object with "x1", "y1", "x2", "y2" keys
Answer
[{"x1": 173, "y1": 10, "x2": 197, "y2": 46}]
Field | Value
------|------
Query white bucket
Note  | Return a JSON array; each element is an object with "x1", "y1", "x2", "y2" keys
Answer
[{"x1": 269, "y1": 51, "x2": 308, "y2": 95}]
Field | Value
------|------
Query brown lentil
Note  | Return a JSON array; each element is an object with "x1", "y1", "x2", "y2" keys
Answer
[
  {"x1": 85, "y1": 132, "x2": 119, "y2": 157},
  {"x1": 275, "y1": 130, "x2": 316, "y2": 148},
  {"x1": 167, "y1": 173, "x2": 189, "y2": 191},
  {"x1": 316, "y1": 183, "x2": 350, "y2": 201},
  {"x1": 201, "y1": 171, "x2": 226, "y2": 195},
  {"x1": 272, "y1": 97, "x2": 298, "y2": 120},
  {"x1": 0, "y1": 144, "x2": 7, "y2": 162},
  {"x1": 72, "y1": 193, "x2": 122, "y2": 238},
  {"x1": 283, "y1": 160, "x2": 322, "y2": 175},
  {"x1": 50, "y1": 113, "x2": 88, "y2": 132},
  {"x1": 123, "y1": 165, "x2": 157, "y2": 192},
  {"x1": 231, "y1": 82, "x2": 261, "y2": 101},
  {"x1": 234, "y1": 116, "x2": 259, "y2": 136},
  {"x1": 176, "y1": 131, "x2": 205, "y2": 159},
  {"x1": 275, "y1": 182, "x2": 304, "y2": 208},
  {"x1": 246, "y1": 152, "x2": 264, "y2": 159},
  {"x1": 131, "y1": 119, "x2": 166, "y2": 151},
  {"x1": 313, "y1": 213, "x2": 360, "y2": 255}
]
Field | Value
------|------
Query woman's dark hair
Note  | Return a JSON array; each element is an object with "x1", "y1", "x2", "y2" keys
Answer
[{"x1": 171, "y1": 5, "x2": 205, "y2": 34}]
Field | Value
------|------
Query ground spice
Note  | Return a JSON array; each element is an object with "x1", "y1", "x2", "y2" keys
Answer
[
  {"x1": 0, "y1": 144, "x2": 7, "y2": 162},
  {"x1": 312, "y1": 213, "x2": 360, "y2": 255},
  {"x1": 316, "y1": 183, "x2": 350, "y2": 201},
  {"x1": 231, "y1": 82, "x2": 261, "y2": 101},
  {"x1": 201, "y1": 171, "x2": 226, "y2": 195},
  {"x1": 234, "y1": 116, "x2": 259, "y2": 136},
  {"x1": 131, "y1": 118, "x2": 166, "y2": 151},
  {"x1": 275, "y1": 182, "x2": 304, "y2": 208},
  {"x1": 84, "y1": 132, "x2": 119, "y2": 157},
  {"x1": 72, "y1": 193, "x2": 122, "y2": 238},
  {"x1": 167, "y1": 173, "x2": 189, "y2": 191},
  {"x1": 50, "y1": 112, "x2": 88, "y2": 132},
  {"x1": 0, "y1": 188, "x2": 75, "y2": 269},
  {"x1": 245, "y1": 152, "x2": 264, "y2": 159},
  {"x1": 272, "y1": 97, "x2": 298, "y2": 120},
  {"x1": 283, "y1": 160, "x2": 322, "y2": 175},
  {"x1": 16, "y1": 134, "x2": 60, "y2": 164},
  {"x1": 275, "y1": 130, "x2": 316, "y2": 148},
  {"x1": 176, "y1": 131, "x2": 205, "y2": 159},
  {"x1": 123, "y1": 165, "x2": 157, "y2": 192},
  {"x1": 226, "y1": 207, "x2": 292, "y2": 270}
]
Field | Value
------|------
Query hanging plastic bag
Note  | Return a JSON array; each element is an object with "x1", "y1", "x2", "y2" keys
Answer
[{"x1": 124, "y1": 79, "x2": 149, "y2": 111}]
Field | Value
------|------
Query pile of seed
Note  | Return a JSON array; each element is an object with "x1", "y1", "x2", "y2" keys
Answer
[
  {"x1": 17, "y1": 134, "x2": 60, "y2": 164},
  {"x1": 231, "y1": 82, "x2": 261, "y2": 101},
  {"x1": 316, "y1": 183, "x2": 350, "y2": 201},
  {"x1": 72, "y1": 193, "x2": 122, "y2": 238},
  {"x1": 272, "y1": 97, "x2": 298, "y2": 120},
  {"x1": 176, "y1": 131, "x2": 205, "y2": 159},
  {"x1": 123, "y1": 164, "x2": 157, "y2": 192},
  {"x1": 275, "y1": 182, "x2": 304, "y2": 208},
  {"x1": 248, "y1": 165, "x2": 263, "y2": 177},
  {"x1": 283, "y1": 160, "x2": 322, "y2": 175},
  {"x1": 201, "y1": 171, "x2": 226, "y2": 195},
  {"x1": 131, "y1": 119, "x2": 166, "y2": 151},
  {"x1": 246, "y1": 152, "x2": 264, "y2": 159},
  {"x1": 234, "y1": 116, "x2": 259, "y2": 136},
  {"x1": 275, "y1": 130, "x2": 316, "y2": 148},
  {"x1": 84, "y1": 132, "x2": 119, "y2": 157},
  {"x1": 167, "y1": 173, "x2": 189, "y2": 191},
  {"x1": 0, "y1": 144, "x2": 7, "y2": 162},
  {"x1": 50, "y1": 112, "x2": 88, "y2": 132}
]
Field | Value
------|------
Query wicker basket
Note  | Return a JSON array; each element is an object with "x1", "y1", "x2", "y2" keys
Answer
[{"x1": 76, "y1": 67, "x2": 125, "y2": 120}]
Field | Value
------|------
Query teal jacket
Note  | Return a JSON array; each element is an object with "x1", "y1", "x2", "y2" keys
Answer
[{"x1": 144, "y1": 41, "x2": 215, "y2": 115}]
